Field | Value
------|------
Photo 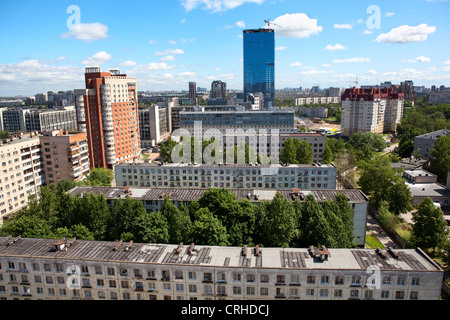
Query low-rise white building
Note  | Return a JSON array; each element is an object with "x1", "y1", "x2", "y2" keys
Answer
[
  {"x1": 114, "y1": 163, "x2": 337, "y2": 191},
  {"x1": 0, "y1": 237, "x2": 443, "y2": 300}
]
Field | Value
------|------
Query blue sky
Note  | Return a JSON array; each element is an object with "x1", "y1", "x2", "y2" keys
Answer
[{"x1": 0, "y1": 0, "x2": 449, "y2": 96}]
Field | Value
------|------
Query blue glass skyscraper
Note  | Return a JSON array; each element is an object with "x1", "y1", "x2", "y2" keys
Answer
[{"x1": 243, "y1": 28, "x2": 275, "y2": 109}]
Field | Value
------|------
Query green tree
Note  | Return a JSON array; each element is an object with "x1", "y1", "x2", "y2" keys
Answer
[
  {"x1": 198, "y1": 189, "x2": 256, "y2": 246},
  {"x1": 279, "y1": 137, "x2": 297, "y2": 164},
  {"x1": 429, "y1": 134, "x2": 450, "y2": 184},
  {"x1": 294, "y1": 138, "x2": 314, "y2": 164},
  {"x1": 298, "y1": 194, "x2": 331, "y2": 247},
  {"x1": 85, "y1": 168, "x2": 114, "y2": 186},
  {"x1": 161, "y1": 197, "x2": 192, "y2": 244},
  {"x1": 189, "y1": 208, "x2": 229, "y2": 246},
  {"x1": 159, "y1": 137, "x2": 178, "y2": 163},
  {"x1": 387, "y1": 175, "x2": 413, "y2": 215},
  {"x1": 257, "y1": 193, "x2": 298, "y2": 247},
  {"x1": 358, "y1": 156, "x2": 407, "y2": 210},
  {"x1": 411, "y1": 197, "x2": 449, "y2": 253},
  {"x1": 321, "y1": 142, "x2": 333, "y2": 164},
  {"x1": 135, "y1": 211, "x2": 170, "y2": 243},
  {"x1": 0, "y1": 215, "x2": 54, "y2": 239}
]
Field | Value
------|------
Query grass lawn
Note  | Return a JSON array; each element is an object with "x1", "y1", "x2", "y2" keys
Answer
[
  {"x1": 142, "y1": 153, "x2": 150, "y2": 160},
  {"x1": 365, "y1": 234, "x2": 385, "y2": 249}
]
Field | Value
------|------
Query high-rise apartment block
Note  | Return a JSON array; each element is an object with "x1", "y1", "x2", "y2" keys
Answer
[
  {"x1": 341, "y1": 88, "x2": 404, "y2": 137},
  {"x1": 243, "y1": 28, "x2": 275, "y2": 109},
  {"x1": 74, "y1": 67, "x2": 140, "y2": 169},
  {"x1": 189, "y1": 82, "x2": 197, "y2": 104},
  {"x1": 0, "y1": 132, "x2": 43, "y2": 223},
  {"x1": 210, "y1": 80, "x2": 227, "y2": 99},
  {"x1": 39, "y1": 130, "x2": 90, "y2": 185}
]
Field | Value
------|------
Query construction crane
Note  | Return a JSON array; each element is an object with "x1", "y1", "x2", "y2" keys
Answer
[
  {"x1": 347, "y1": 77, "x2": 359, "y2": 88},
  {"x1": 264, "y1": 19, "x2": 282, "y2": 29}
]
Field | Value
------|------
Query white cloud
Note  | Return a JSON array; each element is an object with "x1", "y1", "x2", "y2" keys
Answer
[
  {"x1": 181, "y1": 38, "x2": 196, "y2": 44},
  {"x1": 38, "y1": 56, "x2": 67, "y2": 64},
  {"x1": 160, "y1": 55, "x2": 176, "y2": 62},
  {"x1": 61, "y1": 23, "x2": 108, "y2": 42},
  {"x1": 385, "y1": 12, "x2": 395, "y2": 17},
  {"x1": 298, "y1": 69, "x2": 333, "y2": 76},
  {"x1": 375, "y1": 24, "x2": 436, "y2": 43},
  {"x1": 180, "y1": 0, "x2": 265, "y2": 13},
  {"x1": 291, "y1": 62, "x2": 302, "y2": 67},
  {"x1": 181, "y1": 19, "x2": 187, "y2": 24},
  {"x1": 363, "y1": 30, "x2": 373, "y2": 34},
  {"x1": 127, "y1": 62, "x2": 176, "y2": 74},
  {"x1": 236, "y1": 20, "x2": 246, "y2": 28},
  {"x1": 402, "y1": 56, "x2": 431, "y2": 63},
  {"x1": 0, "y1": 60, "x2": 83, "y2": 94},
  {"x1": 119, "y1": 60, "x2": 137, "y2": 67},
  {"x1": 82, "y1": 51, "x2": 112, "y2": 66},
  {"x1": 366, "y1": 69, "x2": 378, "y2": 75},
  {"x1": 325, "y1": 44, "x2": 347, "y2": 51},
  {"x1": 271, "y1": 13, "x2": 323, "y2": 38},
  {"x1": 148, "y1": 40, "x2": 159, "y2": 44},
  {"x1": 322, "y1": 64, "x2": 331, "y2": 67},
  {"x1": 275, "y1": 46, "x2": 287, "y2": 51},
  {"x1": 333, "y1": 23, "x2": 352, "y2": 30},
  {"x1": 333, "y1": 57, "x2": 370, "y2": 63},
  {"x1": 169, "y1": 40, "x2": 177, "y2": 45},
  {"x1": 444, "y1": 60, "x2": 450, "y2": 65},
  {"x1": 207, "y1": 73, "x2": 235, "y2": 80},
  {"x1": 155, "y1": 49, "x2": 185, "y2": 56}
]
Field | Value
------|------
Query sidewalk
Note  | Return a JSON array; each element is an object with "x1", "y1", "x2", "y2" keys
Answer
[{"x1": 366, "y1": 213, "x2": 399, "y2": 249}]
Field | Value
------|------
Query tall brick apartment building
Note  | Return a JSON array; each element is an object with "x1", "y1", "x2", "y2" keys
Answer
[{"x1": 74, "y1": 68, "x2": 140, "y2": 169}]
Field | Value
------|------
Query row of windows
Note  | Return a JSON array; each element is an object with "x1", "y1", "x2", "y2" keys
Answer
[
  {"x1": 0, "y1": 285, "x2": 421, "y2": 301},
  {"x1": 0, "y1": 263, "x2": 421, "y2": 288}
]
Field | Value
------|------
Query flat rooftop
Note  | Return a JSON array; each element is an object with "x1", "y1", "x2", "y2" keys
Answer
[
  {"x1": 406, "y1": 181, "x2": 449, "y2": 198},
  {"x1": 68, "y1": 187, "x2": 367, "y2": 203},
  {"x1": 0, "y1": 237, "x2": 441, "y2": 272},
  {"x1": 415, "y1": 129, "x2": 449, "y2": 140},
  {"x1": 114, "y1": 162, "x2": 335, "y2": 169},
  {"x1": 404, "y1": 169, "x2": 437, "y2": 179}
]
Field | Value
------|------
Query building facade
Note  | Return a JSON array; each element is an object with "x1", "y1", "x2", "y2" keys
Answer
[
  {"x1": 139, "y1": 105, "x2": 171, "y2": 148},
  {"x1": 0, "y1": 132, "x2": 43, "y2": 223},
  {"x1": 210, "y1": 81, "x2": 227, "y2": 100},
  {"x1": 243, "y1": 28, "x2": 275, "y2": 109},
  {"x1": 114, "y1": 163, "x2": 337, "y2": 191},
  {"x1": 189, "y1": 82, "x2": 197, "y2": 104},
  {"x1": 341, "y1": 88, "x2": 404, "y2": 137},
  {"x1": 39, "y1": 130, "x2": 90, "y2": 185},
  {"x1": 1, "y1": 107, "x2": 77, "y2": 134},
  {"x1": 0, "y1": 237, "x2": 443, "y2": 300},
  {"x1": 413, "y1": 129, "x2": 449, "y2": 160},
  {"x1": 179, "y1": 109, "x2": 295, "y2": 136},
  {"x1": 74, "y1": 67, "x2": 140, "y2": 169}
]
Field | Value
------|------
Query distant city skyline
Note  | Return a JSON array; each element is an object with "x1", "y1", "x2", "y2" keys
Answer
[{"x1": 0, "y1": 0, "x2": 450, "y2": 96}]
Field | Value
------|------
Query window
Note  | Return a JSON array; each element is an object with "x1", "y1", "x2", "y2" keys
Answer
[
  {"x1": 163, "y1": 283, "x2": 171, "y2": 291},
  {"x1": 410, "y1": 291, "x2": 419, "y2": 300},
  {"x1": 351, "y1": 276, "x2": 361, "y2": 286},
  {"x1": 412, "y1": 278, "x2": 420, "y2": 286},
  {"x1": 189, "y1": 284, "x2": 197, "y2": 293},
  {"x1": 246, "y1": 287, "x2": 255, "y2": 295},
  {"x1": 306, "y1": 288, "x2": 314, "y2": 297},
  {"x1": 307, "y1": 275, "x2": 315, "y2": 284},
  {"x1": 233, "y1": 273, "x2": 241, "y2": 282},
  {"x1": 176, "y1": 284, "x2": 184, "y2": 292},
  {"x1": 382, "y1": 276, "x2": 391, "y2": 285},
  {"x1": 364, "y1": 290, "x2": 373, "y2": 300},
  {"x1": 381, "y1": 290, "x2": 390, "y2": 299},
  {"x1": 107, "y1": 268, "x2": 115, "y2": 276},
  {"x1": 350, "y1": 290, "x2": 359, "y2": 299},
  {"x1": 395, "y1": 291, "x2": 404, "y2": 300},
  {"x1": 260, "y1": 274, "x2": 269, "y2": 283},
  {"x1": 335, "y1": 276, "x2": 344, "y2": 285},
  {"x1": 397, "y1": 276, "x2": 405, "y2": 286},
  {"x1": 321, "y1": 276, "x2": 329, "y2": 284},
  {"x1": 319, "y1": 289, "x2": 328, "y2": 298},
  {"x1": 233, "y1": 287, "x2": 241, "y2": 295},
  {"x1": 260, "y1": 287, "x2": 268, "y2": 296},
  {"x1": 334, "y1": 289, "x2": 342, "y2": 298}
]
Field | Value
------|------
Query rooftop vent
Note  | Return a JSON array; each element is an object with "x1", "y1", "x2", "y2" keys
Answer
[
  {"x1": 241, "y1": 245, "x2": 248, "y2": 256},
  {"x1": 175, "y1": 242, "x2": 183, "y2": 254},
  {"x1": 112, "y1": 240, "x2": 123, "y2": 251},
  {"x1": 6, "y1": 235, "x2": 21, "y2": 246},
  {"x1": 187, "y1": 243, "x2": 195, "y2": 255},
  {"x1": 254, "y1": 245, "x2": 261, "y2": 256}
]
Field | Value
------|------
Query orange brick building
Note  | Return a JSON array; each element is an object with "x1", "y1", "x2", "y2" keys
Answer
[{"x1": 74, "y1": 68, "x2": 140, "y2": 169}]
